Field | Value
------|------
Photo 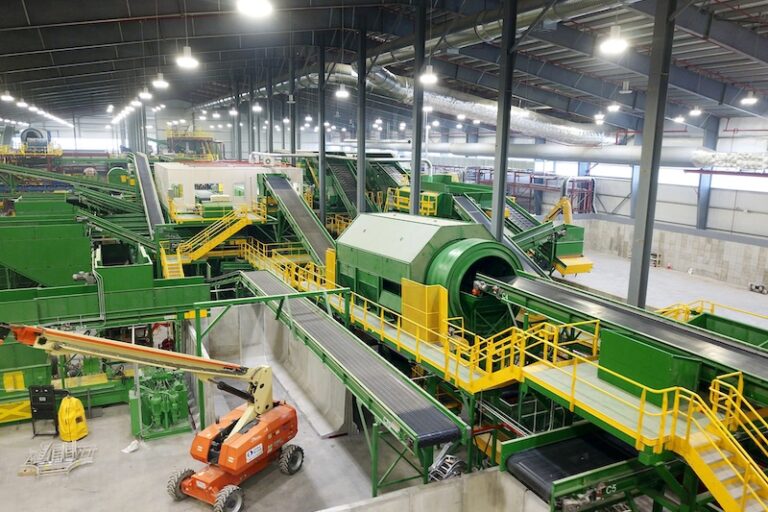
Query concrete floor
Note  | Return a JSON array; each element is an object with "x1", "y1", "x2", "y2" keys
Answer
[
  {"x1": 0, "y1": 372, "x2": 411, "y2": 512},
  {"x1": 563, "y1": 251, "x2": 768, "y2": 329}
]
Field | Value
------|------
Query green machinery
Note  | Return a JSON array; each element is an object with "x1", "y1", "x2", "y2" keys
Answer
[
  {"x1": 129, "y1": 367, "x2": 191, "y2": 439},
  {"x1": 335, "y1": 213, "x2": 521, "y2": 335}
]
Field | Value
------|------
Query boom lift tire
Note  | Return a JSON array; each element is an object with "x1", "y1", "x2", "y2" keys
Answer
[
  {"x1": 213, "y1": 485, "x2": 244, "y2": 512},
  {"x1": 279, "y1": 444, "x2": 304, "y2": 475},
  {"x1": 167, "y1": 468, "x2": 195, "y2": 500}
]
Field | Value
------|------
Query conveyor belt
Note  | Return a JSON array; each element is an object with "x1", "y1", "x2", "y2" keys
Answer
[
  {"x1": 453, "y1": 195, "x2": 546, "y2": 277},
  {"x1": 496, "y1": 275, "x2": 768, "y2": 383},
  {"x1": 505, "y1": 203, "x2": 536, "y2": 232},
  {"x1": 328, "y1": 161, "x2": 359, "y2": 214},
  {"x1": 132, "y1": 152, "x2": 163, "y2": 237},
  {"x1": 242, "y1": 270, "x2": 461, "y2": 447},
  {"x1": 264, "y1": 176, "x2": 334, "y2": 264},
  {"x1": 505, "y1": 432, "x2": 634, "y2": 501}
]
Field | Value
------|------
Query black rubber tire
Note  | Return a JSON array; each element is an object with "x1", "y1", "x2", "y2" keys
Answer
[
  {"x1": 213, "y1": 485, "x2": 244, "y2": 512},
  {"x1": 279, "y1": 444, "x2": 304, "y2": 475},
  {"x1": 166, "y1": 468, "x2": 195, "y2": 501}
]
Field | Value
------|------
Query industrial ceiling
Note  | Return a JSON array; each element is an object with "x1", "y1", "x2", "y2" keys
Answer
[{"x1": 0, "y1": 0, "x2": 767, "y2": 130}]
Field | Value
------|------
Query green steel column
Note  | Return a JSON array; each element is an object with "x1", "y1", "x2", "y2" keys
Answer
[
  {"x1": 371, "y1": 421, "x2": 380, "y2": 497},
  {"x1": 195, "y1": 309, "x2": 205, "y2": 429}
]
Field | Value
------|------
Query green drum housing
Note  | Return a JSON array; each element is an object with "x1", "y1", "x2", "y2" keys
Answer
[{"x1": 334, "y1": 213, "x2": 520, "y2": 334}]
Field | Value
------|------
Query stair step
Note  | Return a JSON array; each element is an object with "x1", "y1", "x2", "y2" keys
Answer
[
  {"x1": 727, "y1": 480, "x2": 762, "y2": 501},
  {"x1": 713, "y1": 463, "x2": 741, "y2": 482},
  {"x1": 743, "y1": 497, "x2": 766, "y2": 512},
  {"x1": 700, "y1": 448, "x2": 733, "y2": 464}
]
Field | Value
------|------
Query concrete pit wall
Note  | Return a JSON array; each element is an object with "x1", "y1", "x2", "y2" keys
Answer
[
  {"x1": 318, "y1": 468, "x2": 548, "y2": 512},
  {"x1": 203, "y1": 304, "x2": 350, "y2": 436}
]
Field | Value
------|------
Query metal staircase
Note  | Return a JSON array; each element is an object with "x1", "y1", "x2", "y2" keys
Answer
[{"x1": 176, "y1": 208, "x2": 251, "y2": 262}]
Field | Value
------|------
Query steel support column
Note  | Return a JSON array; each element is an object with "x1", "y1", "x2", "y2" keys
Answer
[
  {"x1": 628, "y1": 0, "x2": 677, "y2": 308},
  {"x1": 409, "y1": 1, "x2": 426, "y2": 216},
  {"x1": 247, "y1": 72, "x2": 255, "y2": 154},
  {"x1": 490, "y1": 0, "x2": 519, "y2": 240},
  {"x1": 289, "y1": 47, "x2": 297, "y2": 164},
  {"x1": 697, "y1": 121, "x2": 719, "y2": 230},
  {"x1": 266, "y1": 58, "x2": 274, "y2": 153},
  {"x1": 356, "y1": 25, "x2": 367, "y2": 215},
  {"x1": 630, "y1": 133, "x2": 643, "y2": 218},
  {"x1": 318, "y1": 41, "x2": 327, "y2": 225}
]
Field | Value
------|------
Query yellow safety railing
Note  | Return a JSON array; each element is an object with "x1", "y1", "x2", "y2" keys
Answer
[
  {"x1": 521, "y1": 337, "x2": 768, "y2": 511},
  {"x1": 710, "y1": 372, "x2": 768, "y2": 462},
  {"x1": 657, "y1": 299, "x2": 768, "y2": 324},
  {"x1": 326, "y1": 213, "x2": 352, "y2": 236},
  {"x1": 159, "y1": 242, "x2": 184, "y2": 278},
  {"x1": 176, "y1": 206, "x2": 250, "y2": 261},
  {"x1": 303, "y1": 187, "x2": 314, "y2": 208},
  {"x1": 385, "y1": 187, "x2": 438, "y2": 216}
]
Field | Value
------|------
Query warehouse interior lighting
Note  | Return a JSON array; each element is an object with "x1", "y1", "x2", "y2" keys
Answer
[
  {"x1": 16, "y1": 98, "x2": 27, "y2": 108},
  {"x1": 594, "y1": 112, "x2": 605, "y2": 121},
  {"x1": 607, "y1": 103, "x2": 621, "y2": 113},
  {"x1": 237, "y1": 0, "x2": 274, "y2": 18},
  {"x1": 1, "y1": 91, "x2": 14, "y2": 102},
  {"x1": 229, "y1": 107, "x2": 238, "y2": 116},
  {"x1": 176, "y1": 46, "x2": 199, "y2": 69},
  {"x1": 335, "y1": 84, "x2": 350, "y2": 99},
  {"x1": 252, "y1": 104, "x2": 263, "y2": 113},
  {"x1": 741, "y1": 92, "x2": 758, "y2": 106},
  {"x1": 138, "y1": 87, "x2": 153, "y2": 100},
  {"x1": 689, "y1": 106, "x2": 702, "y2": 117},
  {"x1": 130, "y1": 99, "x2": 142, "y2": 107},
  {"x1": 599, "y1": 26, "x2": 628, "y2": 55},
  {"x1": 673, "y1": 115, "x2": 685, "y2": 124},
  {"x1": 152, "y1": 73, "x2": 169, "y2": 89},
  {"x1": 106, "y1": 104, "x2": 114, "y2": 113},
  {"x1": 419, "y1": 64, "x2": 438, "y2": 85}
]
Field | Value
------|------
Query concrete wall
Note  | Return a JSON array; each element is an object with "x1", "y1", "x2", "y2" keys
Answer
[
  {"x1": 574, "y1": 217, "x2": 768, "y2": 287},
  {"x1": 319, "y1": 468, "x2": 547, "y2": 512},
  {"x1": 205, "y1": 304, "x2": 350, "y2": 437}
]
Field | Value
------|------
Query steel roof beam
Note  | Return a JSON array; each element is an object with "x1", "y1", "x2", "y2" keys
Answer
[
  {"x1": 459, "y1": 43, "x2": 719, "y2": 132},
  {"x1": 430, "y1": 59, "x2": 643, "y2": 130},
  {"x1": 629, "y1": 0, "x2": 768, "y2": 68},
  {"x1": 530, "y1": 23, "x2": 768, "y2": 119}
]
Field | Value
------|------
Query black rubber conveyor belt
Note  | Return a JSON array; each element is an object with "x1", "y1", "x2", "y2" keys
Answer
[
  {"x1": 264, "y1": 176, "x2": 334, "y2": 262},
  {"x1": 453, "y1": 195, "x2": 545, "y2": 277},
  {"x1": 508, "y1": 276, "x2": 768, "y2": 382},
  {"x1": 242, "y1": 270, "x2": 461, "y2": 447},
  {"x1": 133, "y1": 152, "x2": 164, "y2": 236}
]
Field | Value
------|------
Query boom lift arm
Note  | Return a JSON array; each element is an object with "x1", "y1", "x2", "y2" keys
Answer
[{"x1": 0, "y1": 324, "x2": 274, "y2": 439}]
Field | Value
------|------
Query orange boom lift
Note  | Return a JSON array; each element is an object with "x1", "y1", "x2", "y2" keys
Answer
[{"x1": 1, "y1": 324, "x2": 303, "y2": 512}]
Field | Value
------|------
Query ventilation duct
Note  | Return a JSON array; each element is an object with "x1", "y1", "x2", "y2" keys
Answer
[{"x1": 203, "y1": 64, "x2": 608, "y2": 146}]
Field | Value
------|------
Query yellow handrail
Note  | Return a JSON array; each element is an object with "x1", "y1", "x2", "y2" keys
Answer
[{"x1": 657, "y1": 299, "x2": 768, "y2": 323}]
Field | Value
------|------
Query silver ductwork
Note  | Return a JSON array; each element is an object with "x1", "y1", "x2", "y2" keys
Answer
[
  {"x1": 343, "y1": 141, "x2": 713, "y2": 168},
  {"x1": 201, "y1": 63, "x2": 609, "y2": 146}
]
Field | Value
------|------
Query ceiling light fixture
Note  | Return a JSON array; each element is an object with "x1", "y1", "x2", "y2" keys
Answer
[
  {"x1": 1, "y1": 91, "x2": 14, "y2": 102},
  {"x1": 236, "y1": 0, "x2": 274, "y2": 18},
  {"x1": 619, "y1": 80, "x2": 632, "y2": 95},
  {"x1": 741, "y1": 92, "x2": 758, "y2": 106},
  {"x1": 607, "y1": 103, "x2": 621, "y2": 113},
  {"x1": 152, "y1": 72, "x2": 169, "y2": 89},
  {"x1": 595, "y1": 119, "x2": 605, "y2": 126},
  {"x1": 689, "y1": 106, "x2": 702, "y2": 117},
  {"x1": 212, "y1": 112, "x2": 221, "y2": 119},
  {"x1": 130, "y1": 99, "x2": 142, "y2": 107},
  {"x1": 473, "y1": 119, "x2": 481, "y2": 125},
  {"x1": 106, "y1": 104, "x2": 114, "y2": 113},
  {"x1": 594, "y1": 112, "x2": 605, "y2": 121},
  {"x1": 16, "y1": 98, "x2": 27, "y2": 108},
  {"x1": 456, "y1": 123, "x2": 463, "y2": 129},
  {"x1": 139, "y1": 87, "x2": 153, "y2": 100},
  {"x1": 673, "y1": 115, "x2": 685, "y2": 123},
  {"x1": 335, "y1": 84, "x2": 350, "y2": 99},
  {"x1": 176, "y1": 46, "x2": 199, "y2": 69},
  {"x1": 229, "y1": 107, "x2": 238, "y2": 116},
  {"x1": 252, "y1": 104, "x2": 263, "y2": 113},
  {"x1": 457, "y1": 114, "x2": 466, "y2": 121},
  {"x1": 419, "y1": 64, "x2": 438, "y2": 85},
  {"x1": 599, "y1": 26, "x2": 629, "y2": 55}
]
